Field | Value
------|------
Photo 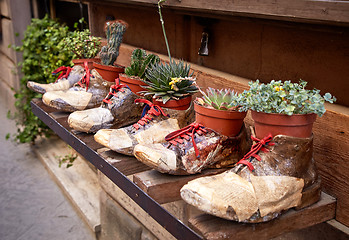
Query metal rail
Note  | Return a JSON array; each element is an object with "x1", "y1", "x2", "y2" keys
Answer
[{"x1": 31, "y1": 99, "x2": 202, "y2": 240}]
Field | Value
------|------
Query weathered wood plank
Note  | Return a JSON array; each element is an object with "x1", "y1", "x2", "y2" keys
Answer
[
  {"x1": 133, "y1": 168, "x2": 228, "y2": 204},
  {"x1": 97, "y1": 148, "x2": 151, "y2": 176},
  {"x1": 189, "y1": 192, "x2": 336, "y2": 240},
  {"x1": 33, "y1": 136, "x2": 101, "y2": 233},
  {"x1": 87, "y1": 0, "x2": 349, "y2": 25}
]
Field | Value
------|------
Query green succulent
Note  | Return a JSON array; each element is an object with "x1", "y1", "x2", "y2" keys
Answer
[
  {"x1": 62, "y1": 28, "x2": 101, "y2": 59},
  {"x1": 124, "y1": 49, "x2": 160, "y2": 79},
  {"x1": 141, "y1": 60, "x2": 198, "y2": 103},
  {"x1": 99, "y1": 20, "x2": 127, "y2": 66},
  {"x1": 240, "y1": 80, "x2": 336, "y2": 116},
  {"x1": 196, "y1": 87, "x2": 243, "y2": 111}
]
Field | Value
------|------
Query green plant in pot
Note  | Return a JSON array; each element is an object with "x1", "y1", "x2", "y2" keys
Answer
[
  {"x1": 62, "y1": 27, "x2": 101, "y2": 69},
  {"x1": 194, "y1": 87, "x2": 247, "y2": 136},
  {"x1": 139, "y1": 0, "x2": 198, "y2": 109},
  {"x1": 240, "y1": 79, "x2": 336, "y2": 138},
  {"x1": 93, "y1": 20, "x2": 128, "y2": 82},
  {"x1": 119, "y1": 48, "x2": 160, "y2": 96}
]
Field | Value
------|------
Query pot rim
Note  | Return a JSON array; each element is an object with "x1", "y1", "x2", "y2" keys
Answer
[{"x1": 194, "y1": 100, "x2": 247, "y2": 119}]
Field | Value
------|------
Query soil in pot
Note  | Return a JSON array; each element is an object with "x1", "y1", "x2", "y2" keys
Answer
[
  {"x1": 93, "y1": 62, "x2": 125, "y2": 82},
  {"x1": 119, "y1": 74, "x2": 146, "y2": 96},
  {"x1": 194, "y1": 101, "x2": 247, "y2": 136},
  {"x1": 154, "y1": 95, "x2": 192, "y2": 110},
  {"x1": 251, "y1": 111, "x2": 317, "y2": 139}
]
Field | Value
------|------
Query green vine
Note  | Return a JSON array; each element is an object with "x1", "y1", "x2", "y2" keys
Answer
[{"x1": 10, "y1": 15, "x2": 74, "y2": 143}]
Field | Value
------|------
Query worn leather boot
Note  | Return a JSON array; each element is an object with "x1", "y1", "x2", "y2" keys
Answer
[
  {"x1": 27, "y1": 65, "x2": 85, "y2": 94},
  {"x1": 181, "y1": 133, "x2": 321, "y2": 223},
  {"x1": 133, "y1": 123, "x2": 251, "y2": 175},
  {"x1": 42, "y1": 65, "x2": 114, "y2": 112},
  {"x1": 68, "y1": 81, "x2": 143, "y2": 133},
  {"x1": 94, "y1": 99, "x2": 194, "y2": 156}
]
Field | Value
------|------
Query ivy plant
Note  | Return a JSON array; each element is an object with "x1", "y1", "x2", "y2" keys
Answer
[
  {"x1": 239, "y1": 80, "x2": 336, "y2": 116},
  {"x1": 10, "y1": 15, "x2": 74, "y2": 143}
]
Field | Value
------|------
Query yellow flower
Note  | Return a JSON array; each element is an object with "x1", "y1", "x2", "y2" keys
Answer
[
  {"x1": 274, "y1": 86, "x2": 283, "y2": 92},
  {"x1": 169, "y1": 77, "x2": 181, "y2": 90}
]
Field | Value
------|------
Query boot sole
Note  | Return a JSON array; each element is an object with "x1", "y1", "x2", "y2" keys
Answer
[{"x1": 296, "y1": 177, "x2": 322, "y2": 210}]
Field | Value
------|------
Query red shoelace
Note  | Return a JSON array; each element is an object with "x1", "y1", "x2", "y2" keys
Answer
[
  {"x1": 52, "y1": 66, "x2": 72, "y2": 82},
  {"x1": 165, "y1": 122, "x2": 207, "y2": 158},
  {"x1": 132, "y1": 99, "x2": 169, "y2": 130},
  {"x1": 237, "y1": 134, "x2": 275, "y2": 171},
  {"x1": 76, "y1": 62, "x2": 91, "y2": 91},
  {"x1": 102, "y1": 78, "x2": 127, "y2": 104}
]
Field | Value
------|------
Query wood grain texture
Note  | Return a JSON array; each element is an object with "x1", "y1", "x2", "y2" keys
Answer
[
  {"x1": 86, "y1": 0, "x2": 349, "y2": 25},
  {"x1": 133, "y1": 168, "x2": 228, "y2": 204},
  {"x1": 189, "y1": 192, "x2": 336, "y2": 240}
]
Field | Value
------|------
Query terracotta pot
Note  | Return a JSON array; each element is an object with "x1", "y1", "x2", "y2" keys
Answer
[
  {"x1": 72, "y1": 58, "x2": 100, "y2": 69},
  {"x1": 194, "y1": 101, "x2": 247, "y2": 136},
  {"x1": 251, "y1": 111, "x2": 317, "y2": 139},
  {"x1": 119, "y1": 74, "x2": 146, "y2": 96},
  {"x1": 154, "y1": 95, "x2": 192, "y2": 110},
  {"x1": 93, "y1": 62, "x2": 125, "y2": 82}
]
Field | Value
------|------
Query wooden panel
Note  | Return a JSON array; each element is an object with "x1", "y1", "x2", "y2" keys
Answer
[
  {"x1": 91, "y1": 0, "x2": 349, "y2": 25},
  {"x1": 133, "y1": 168, "x2": 227, "y2": 204},
  {"x1": 189, "y1": 192, "x2": 336, "y2": 240}
]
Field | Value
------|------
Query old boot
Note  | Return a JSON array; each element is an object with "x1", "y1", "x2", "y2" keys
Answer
[
  {"x1": 27, "y1": 65, "x2": 85, "y2": 94},
  {"x1": 94, "y1": 99, "x2": 194, "y2": 156},
  {"x1": 68, "y1": 81, "x2": 143, "y2": 133},
  {"x1": 133, "y1": 123, "x2": 251, "y2": 175},
  {"x1": 42, "y1": 64, "x2": 114, "y2": 112},
  {"x1": 181, "y1": 133, "x2": 321, "y2": 223}
]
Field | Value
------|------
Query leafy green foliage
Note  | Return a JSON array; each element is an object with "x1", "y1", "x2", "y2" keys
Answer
[
  {"x1": 142, "y1": 60, "x2": 198, "y2": 103},
  {"x1": 240, "y1": 80, "x2": 336, "y2": 116},
  {"x1": 124, "y1": 49, "x2": 160, "y2": 79},
  {"x1": 196, "y1": 87, "x2": 243, "y2": 111},
  {"x1": 62, "y1": 28, "x2": 101, "y2": 59},
  {"x1": 99, "y1": 20, "x2": 127, "y2": 66},
  {"x1": 56, "y1": 150, "x2": 78, "y2": 168},
  {"x1": 10, "y1": 15, "x2": 74, "y2": 143}
]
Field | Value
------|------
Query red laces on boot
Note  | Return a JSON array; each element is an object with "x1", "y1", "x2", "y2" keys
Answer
[
  {"x1": 52, "y1": 66, "x2": 72, "y2": 82},
  {"x1": 237, "y1": 134, "x2": 275, "y2": 171},
  {"x1": 165, "y1": 122, "x2": 207, "y2": 158},
  {"x1": 77, "y1": 62, "x2": 91, "y2": 91},
  {"x1": 102, "y1": 78, "x2": 127, "y2": 104},
  {"x1": 132, "y1": 99, "x2": 169, "y2": 130}
]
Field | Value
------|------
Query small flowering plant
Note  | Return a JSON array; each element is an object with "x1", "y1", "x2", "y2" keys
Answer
[
  {"x1": 196, "y1": 87, "x2": 244, "y2": 111},
  {"x1": 240, "y1": 80, "x2": 336, "y2": 116}
]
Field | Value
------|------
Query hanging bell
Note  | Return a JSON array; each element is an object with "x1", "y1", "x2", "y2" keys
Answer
[{"x1": 198, "y1": 32, "x2": 209, "y2": 56}]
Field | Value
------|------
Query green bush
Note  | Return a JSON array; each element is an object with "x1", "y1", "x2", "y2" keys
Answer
[{"x1": 10, "y1": 15, "x2": 74, "y2": 143}]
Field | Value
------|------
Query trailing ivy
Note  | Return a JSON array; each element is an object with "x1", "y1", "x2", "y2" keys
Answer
[{"x1": 11, "y1": 15, "x2": 74, "y2": 143}]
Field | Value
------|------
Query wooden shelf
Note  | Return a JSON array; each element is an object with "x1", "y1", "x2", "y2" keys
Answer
[
  {"x1": 86, "y1": 0, "x2": 349, "y2": 26},
  {"x1": 31, "y1": 98, "x2": 338, "y2": 239}
]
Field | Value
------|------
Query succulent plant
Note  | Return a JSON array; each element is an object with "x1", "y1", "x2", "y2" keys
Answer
[
  {"x1": 239, "y1": 80, "x2": 336, "y2": 116},
  {"x1": 141, "y1": 59, "x2": 198, "y2": 103},
  {"x1": 124, "y1": 49, "x2": 160, "y2": 79},
  {"x1": 196, "y1": 87, "x2": 243, "y2": 111},
  {"x1": 63, "y1": 28, "x2": 101, "y2": 59},
  {"x1": 99, "y1": 20, "x2": 128, "y2": 66}
]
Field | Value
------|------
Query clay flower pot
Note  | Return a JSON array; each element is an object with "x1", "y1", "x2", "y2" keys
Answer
[
  {"x1": 194, "y1": 101, "x2": 247, "y2": 136},
  {"x1": 154, "y1": 95, "x2": 192, "y2": 110},
  {"x1": 119, "y1": 73, "x2": 146, "y2": 96},
  {"x1": 72, "y1": 58, "x2": 100, "y2": 69},
  {"x1": 251, "y1": 111, "x2": 317, "y2": 139},
  {"x1": 93, "y1": 62, "x2": 125, "y2": 82}
]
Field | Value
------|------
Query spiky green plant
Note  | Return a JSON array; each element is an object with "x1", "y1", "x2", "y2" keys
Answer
[
  {"x1": 99, "y1": 20, "x2": 127, "y2": 66},
  {"x1": 142, "y1": 60, "x2": 198, "y2": 103},
  {"x1": 124, "y1": 49, "x2": 160, "y2": 79},
  {"x1": 196, "y1": 87, "x2": 243, "y2": 111}
]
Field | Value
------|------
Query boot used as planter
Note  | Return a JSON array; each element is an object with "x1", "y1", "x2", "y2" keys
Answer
[
  {"x1": 42, "y1": 63, "x2": 114, "y2": 112},
  {"x1": 27, "y1": 65, "x2": 85, "y2": 94},
  {"x1": 68, "y1": 80, "x2": 143, "y2": 133},
  {"x1": 134, "y1": 122, "x2": 251, "y2": 175},
  {"x1": 94, "y1": 99, "x2": 194, "y2": 156},
  {"x1": 181, "y1": 133, "x2": 321, "y2": 222}
]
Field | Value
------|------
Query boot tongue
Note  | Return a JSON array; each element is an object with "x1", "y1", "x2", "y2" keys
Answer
[
  {"x1": 133, "y1": 99, "x2": 169, "y2": 130},
  {"x1": 76, "y1": 61, "x2": 91, "y2": 90},
  {"x1": 52, "y1": 66, "x2": 72, "y2": 82}
]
